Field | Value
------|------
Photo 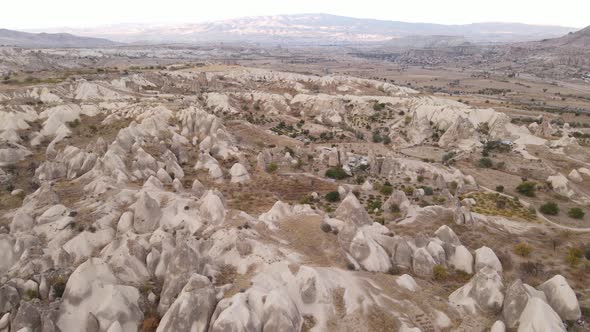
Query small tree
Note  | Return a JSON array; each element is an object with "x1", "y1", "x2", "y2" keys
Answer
[
  {"x1": 567, "y1": 207, "x2": 585, "y2": 219},
  {"x1": 516, "y1": 181, "x2": 536, "y2": 197},
  {"x1": 539, "y1": 202, "x2": 559, "y2": 215}
]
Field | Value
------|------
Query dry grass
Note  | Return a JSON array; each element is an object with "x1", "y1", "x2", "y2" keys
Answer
[{"x1": 463, "y1": 192, "x2": 537, "y2": 222}]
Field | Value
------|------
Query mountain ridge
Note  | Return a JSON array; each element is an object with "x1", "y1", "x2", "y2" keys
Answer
[
  {"x1": 27, "y1": 13, "x2": 577, "y2": 45},
  {"x1": 0, "y1": 28, "x2": 119, "y2": 48}
]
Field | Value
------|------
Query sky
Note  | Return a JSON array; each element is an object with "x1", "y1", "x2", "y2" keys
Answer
[{"x1": 2, "y1": 0, "x2": 588, "y2": 30}]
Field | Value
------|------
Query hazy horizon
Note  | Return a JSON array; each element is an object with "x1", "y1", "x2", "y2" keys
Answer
[{"x1": 2, "y1": 0, "x2": 588, "y2": 30}]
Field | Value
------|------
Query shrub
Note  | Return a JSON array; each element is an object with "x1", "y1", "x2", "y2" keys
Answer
[
  {"x1": 389, "y1": 203, "x2": 400, "y2": 213},
  {"x1": 567, "y1": 207, "x2": 585, "y2": 219},
  {"x1": 382, "y1": 136, "x2": 391, "y2": 144},
  {"x1": 141, "y1": 313, "x2": 159, "y2": 332},
  {"x1": 320, "y1": 223, "x2": 332, "y2": 233},
  {"x1": 25, "y1": 289, "x2": 39, "y2": 300},
  {"x1": 266, "y1": 162, "x2": 278, "y2": 173},
  {"x1": 372, "y1": 131, "x2": 382, "y2": 143},
  {"x1": 478, "y1": 157, "x2": 493, "y2": 168},
  {"x1": 495, "y1": 185, "x2": 504, "y2": 193},
  {"x1": 68, "y1": 119, "x2": 81, "y2": 128},
  {"x1": 520, "y1": 261, "x2": 543, "y2": 276},
  {"x1": 566, "y1": 247, "x2": 583, "y2": 266},
  {"x1": 423, "y1": 186, "x2": 434, "y2": 196},
  {"x1": 52, "y1": 276, "x2": 67, "y2": 298},
  {"x1": 380, "y1": 185, "x2": 393, "y2": 195},
  {"x1": 367, "y1": 200, "x2": 382, "y2": 211},
  {"x1": 514, "y1": 243, "x2": 533, "y2": 257},
  {"x1": 516, "y1": 181, "x2": 536, "y2": 197},
  {"x1": 417, "y1": 175, "x2": 424, "y2": 182},
  {"x1": 432, "y1": 265, "x2": 448, "y2": 281},
  {"x1": 373, "y1": 102, "x2": 386, "y2": 111},
  {"x1": 539, "y1": 202, "x2": 559, "y2": 215},
  {"x1": 325, "y1": 191, "x2": 340, "y2": 202},
  {"x1": 325, "y1": 166, "x2": 349, "y2": 180}
]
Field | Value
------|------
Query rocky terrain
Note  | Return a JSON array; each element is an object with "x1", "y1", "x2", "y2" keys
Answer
[{"x1": 0, "y1": 61, "x2": 589, "y2": 332}]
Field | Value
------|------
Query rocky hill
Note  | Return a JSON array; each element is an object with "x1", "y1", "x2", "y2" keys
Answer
[
  {"x1": 536, "y1": 25, "x2": 590, "y2": 48},
  {"x1": 0, "y1": 29, "x2": 118, "y2": 48}
]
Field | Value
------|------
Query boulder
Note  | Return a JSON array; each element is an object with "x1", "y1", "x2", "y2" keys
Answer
[
  {"x1": 434, "y1": 225, "x2": 461, "y2": 245},
  {"x1": 538, "y1": 275, "x2": 581, "y2": 321},
  {"x1": 426, "y1": 241, "x2": 446, "y2": 265},
  {"x1": 156, "y1": 274, "x2": 217, "y2": 332},
  {"x1": 10, "y1": 211, "x2": 35, "y2": 233},
  {"x1": 57, "y1": 258, "x2": 143, "y2": 332},
  {"x1": 474, "y1": 246, "x2": 502, "y2": 273},
  {"x1": 396, "y1": 274, "x2": 420, "y2": 292},
  {"x1": 133, "y1": 191, "x2": 162, "y2": 233},
  {"x1": 518, "y1": 297, "x2": 566, "y2": 332},
  {"x1": 229, "y1": 163, "x2": 250, "y2": 183},
  {"x1": 199, "y1": 191, "x2": 226, "y2": 225},
  {"x1": 449, "y1": 266, "x2": 504, "y2": 314},
  {"x1": 490, "y1": 320, "x2": 505, "y2": 332},
  {"x1": 393, "y1": 239, "x2": 413, "y2": 268},
  {"x1": 335, "y1": 193, "x2": 372, "y2": 226},
  {"x1": 503, "y1": 279, "x2": 546, "y2": 329},
  {"x1": 568, "y1": 169, "x2": 583, "y2": 183},
  {"x1": 412, "y1": 247, "x2": 436, "y2": 277},
  {"x1": 12, "y1": 301, "x2": 41, "y2": 332},
  {"x1": 449, "y1": 245, "x2": 473, "y2": 274}
]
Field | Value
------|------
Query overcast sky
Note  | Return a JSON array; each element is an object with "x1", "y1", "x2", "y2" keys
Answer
[{"x1": 3, "y1": 0, "x2": 588, "y2": 30}]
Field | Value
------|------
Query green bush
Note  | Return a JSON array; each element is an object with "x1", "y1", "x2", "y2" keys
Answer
[
  {"x1": 266, "y1": 163, "x2": 278, "y2": 173},
  {"x1": 432, "y1": 265, "x2": 448, "y2": 281},
  {"x1": 325, "y1": 191, "x2": 341, "y2": 202},
  {"x1": 478, "y1": 157, "x2": 493, "y2": 168},
  {"x1": 567, "y1": 207, "x2": 585, "y2": 219},
  {"x1": 325, "y1": 166, "x2": 349, "y2": 180},
  {"x1": 516, "y1": 181, "x2": 536, "y2": 197},
  {"x1": 495, "y1": 185, "x2": 504, "y2": 193},
  {"x1": 373, "y1": 102, "x2": 386, "y2": 111},
  {"x1": 539, "y1": 202, "x2": 559, "y2": 215},
  {"x1": 372, "y1": 131, "x2": 382, "y2": 143},
  {"x1": 423, "y1": 186, "x2": 434, "y2": 196},
  {"x1": 380, "y1": 185, "x2": 393, "y2": 195}
]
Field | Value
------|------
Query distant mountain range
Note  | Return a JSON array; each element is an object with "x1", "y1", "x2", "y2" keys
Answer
[
  {"x1": 30, "y1": 14, "x2": 577, "y2": 45},
  {"x1": 0, "y1": 29, "x2": 118, "y2": 48}
]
